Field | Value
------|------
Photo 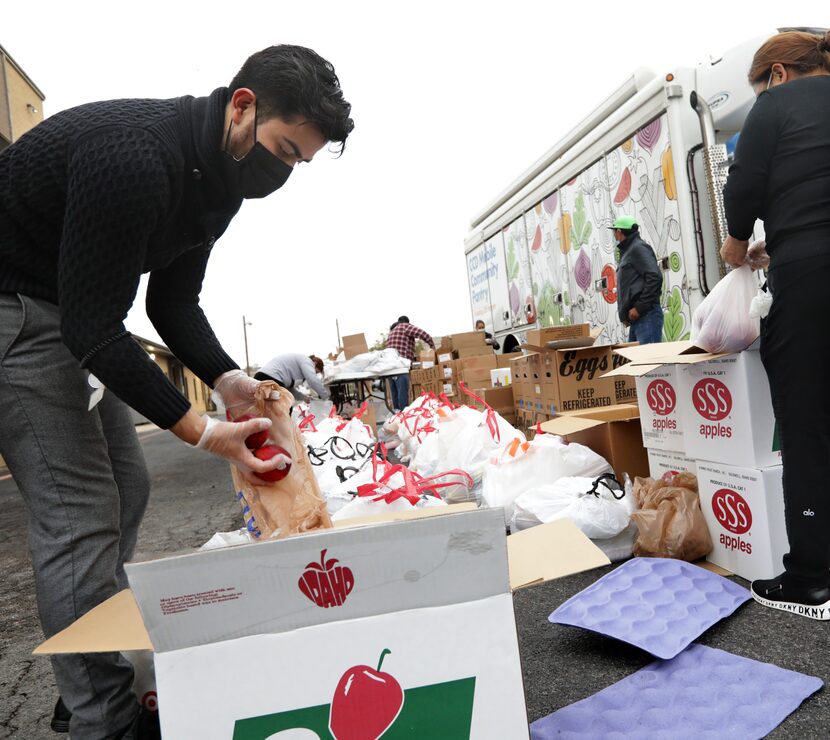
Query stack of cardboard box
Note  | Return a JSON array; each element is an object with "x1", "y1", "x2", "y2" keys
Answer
[
  {"x1": 409, "y1": 365, "x2": 443, "y2": 398},
  {"x1": 509, "y1": 324, "x2": 638, "y2": 433},
  {"x1": 433, "y1": 331, "x2": 492, "y2": 399},
  {"x1": 609, "y1": 341, "x2": 785, "y2": 582}
]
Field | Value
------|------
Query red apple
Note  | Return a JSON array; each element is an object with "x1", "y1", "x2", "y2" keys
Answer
[
  {"x1": 298, "y1": 549, "x2": 355, "y2": 608},
  {"x1": 330, "y1": 649, "x2": 403, "y2": 740},
  {"x1": 233, "y1": 414, "x2": 270, "y2": 450},
  {"x1": 253, "y1": 444, "x2": 292, "y2": 482}
]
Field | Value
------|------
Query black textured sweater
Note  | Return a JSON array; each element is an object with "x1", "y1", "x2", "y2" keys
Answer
[
  {"x1": 0, "y1": 87, "x2": 243, "y2": 428},
  {"x1": 724, "y1": 75, "x2": 830, "y2": 266}
]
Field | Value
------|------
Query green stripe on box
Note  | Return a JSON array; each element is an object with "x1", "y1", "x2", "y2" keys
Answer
[{"x1": 233, "y1": 677, "x2": 476, "y2": 739}]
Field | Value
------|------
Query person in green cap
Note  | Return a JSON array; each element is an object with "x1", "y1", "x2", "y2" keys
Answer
[{"x1": 612, "y1": 216, "x2": 663, "y2": 343}]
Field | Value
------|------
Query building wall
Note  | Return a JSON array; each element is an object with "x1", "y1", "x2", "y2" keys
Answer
[
  {"x1": 183, "y1": 367, "x2": 213, "y2": 414},
  {"x1": 0, "y1": 45, "x2": 44, "y2": 149},
  {"x1": 0, "y1": 57, "x2": 11, "y2": 144},
  {"x1": 144, "y1": 354, "x2": 213, "y2": 416},
  {"x1": 0, "y1": 48, "x2": 43, "y2": 467},
  {"x1": 5, "y1": 59, "x2": 43, "y2": 140}
]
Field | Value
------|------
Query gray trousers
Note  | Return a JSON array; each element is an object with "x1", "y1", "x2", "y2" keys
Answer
[{"x1": 0, "y1": 293, "x2": 147, "y2": 738}]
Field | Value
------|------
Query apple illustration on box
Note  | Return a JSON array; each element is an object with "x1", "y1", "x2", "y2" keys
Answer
[
  {"x1": 330, "y1": 649, "x2": 404, "y2": 740},
  {"x1": 298, "y1": 550, "x2": 355, "y2": 608}
]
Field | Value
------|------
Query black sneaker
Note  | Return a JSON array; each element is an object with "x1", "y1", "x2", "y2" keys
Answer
[
  {"x1": 50, "y1": 697, "x2": 71, "y2": 733},
  {"x1": 751, "y1": 573, "x2": 830, "y2": 620}
]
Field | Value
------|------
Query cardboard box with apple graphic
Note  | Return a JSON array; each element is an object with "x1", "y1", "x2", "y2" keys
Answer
[
  {"x1": 36, "y1": 509, "x2": 571, "y2": 738},
  {"x1": 35, "y1": 509, "x2": 611, "y2": 738}
]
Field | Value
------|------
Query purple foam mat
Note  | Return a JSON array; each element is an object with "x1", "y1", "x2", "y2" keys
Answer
[
  {"x1": 530, "y1": 643, "x2": 823, "y2": 740},
  {"x1": 549, "y1": 557, "x2": 751, "y2": 659}
]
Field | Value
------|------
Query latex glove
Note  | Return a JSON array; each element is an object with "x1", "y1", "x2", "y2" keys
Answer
[
  {"x1": 746, "y1": 239, "x2": 770, "y2": 271},
  {"x1": 212, "y1": 369, "x2": 259, "y2": 413},
  {"x1": 195, "y1": 415, "x2": 287, "y2": 480}
]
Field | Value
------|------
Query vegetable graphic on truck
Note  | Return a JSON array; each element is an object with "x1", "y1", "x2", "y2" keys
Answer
[{"x1": 464, "y1": 31, "x2": 785, "y2": 348}]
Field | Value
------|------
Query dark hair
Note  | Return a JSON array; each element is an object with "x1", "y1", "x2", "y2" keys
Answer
[
  {"x1": 230, "y1": 45, "x2": 354, "y2": 153},
  {"x1": 748, "y1": 30, "x2": 830, "y2": 83},
  {"x1": 309, "y1": 355, "x2": 324, "y2": 374},
  {"x1": 397, "y1": 315, "x2": 410, "y2": 323},
  {"x1": 618, "y1": 224, "x2": 639, "y2": 237}
]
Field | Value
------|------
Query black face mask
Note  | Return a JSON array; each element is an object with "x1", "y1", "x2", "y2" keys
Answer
[{"x1": 222, "y1": 105, "x2": 293, "y2": 199}]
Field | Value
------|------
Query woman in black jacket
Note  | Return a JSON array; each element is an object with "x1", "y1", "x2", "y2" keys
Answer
[{"x1": 721, "y1": 29, "x2": 830, "y2": 620}]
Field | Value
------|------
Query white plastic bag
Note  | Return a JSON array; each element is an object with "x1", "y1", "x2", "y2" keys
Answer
[
  {"x1": 481, "y1": 434, "x2": 612, "y2": 523},
  {"x1": 302, "y1": 416, "x2": 376, "y2": 493},
  {"x1": 411, "y1": 405, "x2": 524, "y2": 487},
  {"x1": 691, "y1": 264, "x2": 760, "y2": 353},
  {"x1": 510, "y1": 474, "x2": 634, "y2": 539}
]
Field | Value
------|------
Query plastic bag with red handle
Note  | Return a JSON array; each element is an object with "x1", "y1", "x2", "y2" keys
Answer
[
  {"x1": 229, "y1": 381, "x2": 331, "y2": 539},
  {"x1": 330, "y1": 461, "x2": 472, "y2": 522}
]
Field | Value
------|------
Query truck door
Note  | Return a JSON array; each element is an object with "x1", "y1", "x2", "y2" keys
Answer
[
  {"x1": 524, "y1": 191, "x2": 572, "y2": 327},
  {"x1": 484, "y1": 232, "x2": 512, "y2": 333},
  {"x1": 466, "y1": 242, "x2": 494, "y2": 330}
]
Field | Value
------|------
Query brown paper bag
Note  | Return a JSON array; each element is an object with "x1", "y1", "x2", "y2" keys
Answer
[
  {"x1": 631, "y1": 472, "x2": 712, "y2": 562},
  {"x1": 231, "y1": 382, "x2": 332, "y2": 539}
]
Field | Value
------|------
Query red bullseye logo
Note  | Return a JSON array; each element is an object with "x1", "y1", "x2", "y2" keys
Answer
[
  {"x1": 646, "y1": 379, "x2": 676, "y2": 416},
  {"x1": 712, "y1": 489, "x2": 752, "y2": 534},
  {"x1": 692, "y1": 379, "x2": 732, "y2": 421},
  {"x1": 141, "y1": 691, "x2": 158, "y2": 712}
]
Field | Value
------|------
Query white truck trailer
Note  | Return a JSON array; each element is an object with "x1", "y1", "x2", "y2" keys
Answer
[{"x1": 464, "y1": 27, "x2": 825, "y2": 351}]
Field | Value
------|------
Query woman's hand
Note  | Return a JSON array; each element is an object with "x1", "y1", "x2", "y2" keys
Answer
[
  {"x1": 720, "y1": 236, "x2": 749, "y2": 267},
  {"x1": 746, "y1": 239, "x2": 770, "y2": 271}
]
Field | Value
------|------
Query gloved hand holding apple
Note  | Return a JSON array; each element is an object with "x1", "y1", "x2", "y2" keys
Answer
[
  {"x1": 195, "y1": 415, "x2": 289, "y2": 482},
  {"x1": 212, "y1": 370, "x2": 298, "y2": 483}
]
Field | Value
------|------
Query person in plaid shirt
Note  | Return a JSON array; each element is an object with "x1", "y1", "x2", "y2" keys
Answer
[{"x1": 386, "y1": 315, "x2": 434, "y2": 410}]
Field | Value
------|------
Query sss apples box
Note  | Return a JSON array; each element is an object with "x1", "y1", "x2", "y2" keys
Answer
[
  {"x1": 679, "y1": 350, "x2": 781, "y2": 468},
  {"x1": 634, "y1": 366, "x2": 685, "y2": 452},
  {"x1": 37, "y1": 510, "x2": 532, "y2": 739},
  {"x1": 647, "y1": 449, "x2": 697, "y2": 481},
  {"x1": 607, "y1": 341, "x2": 779, "y2": 467},
  {"x1": 697, "y1": 461, "x2": 788, "y2": 582}
]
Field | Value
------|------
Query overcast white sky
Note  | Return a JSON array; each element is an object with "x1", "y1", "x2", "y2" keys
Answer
[{"x1": 2, "y1": 2, "x2": 821, "y2": 369}]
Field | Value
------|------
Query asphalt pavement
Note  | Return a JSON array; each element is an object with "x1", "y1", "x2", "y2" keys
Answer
[{"x1": 1, "y1": 426, "x2": 827, "y2": 738}]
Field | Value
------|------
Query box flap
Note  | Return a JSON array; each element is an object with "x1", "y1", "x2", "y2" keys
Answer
[
  {"x1": 540, "y1": 415, "x2": 605, "y2": 435},
  {"x1": 125, "y1": 508, "x2": 510, "y2": 653},
  {"x1": 613, "y1": 340, "x2": 696, "y2": 361},
  {"x1": 34, "y1": 589, "x2": 153, "y2": 655},
  {"x1": 612, "y1": 340, "x2": 729, "y2": 369},
  {"x1": 507, "y1": 519, "x2": 610, "y2": 589},
  {"x1": 602, "y1": 362, "x2": 661, "y2": 378},
  {"x1": 574, "y1": 404, "x2": 640, "y2": 422},
  {"x1": 522, "y1": 337, "x2": 596, "y2": 353},
  {"x1": 332, "y1": 502, "x2": 476, "y2": 528},
  {"x1": 541, "y1": 404, "x2": 639, "y2": 434}
]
